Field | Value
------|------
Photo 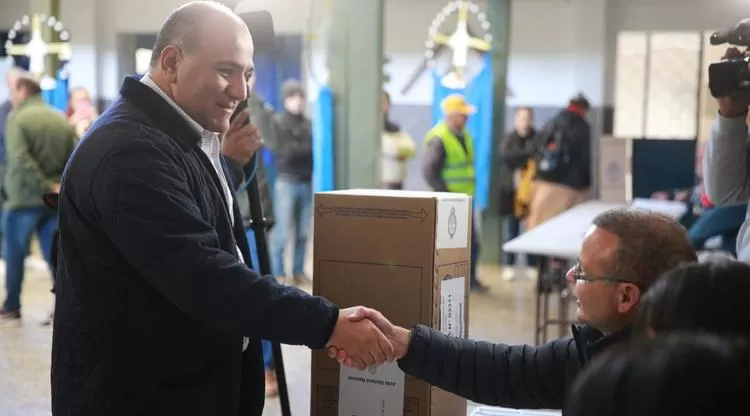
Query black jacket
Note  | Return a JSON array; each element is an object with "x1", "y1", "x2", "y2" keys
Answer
[
  {"x1": 269, "y1": 111, "x2": 313, "y2": 182},
  {"x1": 534, "y1": 110, "x2": 591, "y2": 190},
  {"x1": 397, "y1": 323, "x2": 631, "y2": 411},
  {"x1": 51, "y1": 77, "x2": 339, "y2": 416},
  {"x1": 497, "y1": 128, "x2": 537, "y2": 216}
]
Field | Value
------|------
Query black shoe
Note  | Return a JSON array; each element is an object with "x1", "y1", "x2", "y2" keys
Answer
[
  {"x1": 0, "y1": 308, "x2": 21, "y2": 325},
  {"x1": 40, "y1": 312, "x2": 54, "y2": 327},
  {"x1": 470, "y1": 282, "x2": 489, "y2": 293}
]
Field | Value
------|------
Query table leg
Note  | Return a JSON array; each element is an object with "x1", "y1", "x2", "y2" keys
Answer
[{"x1": 534, "y1": 258, "x2": 547, "y2": 345}]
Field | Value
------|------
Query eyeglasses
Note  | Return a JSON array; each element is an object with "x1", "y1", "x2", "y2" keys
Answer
[{"x1": 569, "y1": 263, "x2": 643, "y2": 290}]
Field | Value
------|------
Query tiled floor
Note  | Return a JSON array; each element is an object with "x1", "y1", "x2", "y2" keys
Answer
[{"x1": 0, "y1": 259, "x2": 547, "y2": 416}]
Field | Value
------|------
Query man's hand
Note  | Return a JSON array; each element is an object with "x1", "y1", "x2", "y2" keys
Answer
[
  {"x1": 222, "y1": 109, "x2": 264, "y2": 165},
  {"x1": 651, "y1": 191, "x2": 669, "y2": 200},
  {"x1": 327, "y1": 307, "x2": 411, "y2": 368},
  {"x1": 326, "y1": 307, "x2": 397, "y2": 370},
  {"x1": 50, "y1": 182, "x2": 61, "y2": 194},
  {"x1": 717, "y1": 47, "x2": 750, "y2": 118},
  {"x1": 674, "y1": 190, "x2": 690, "y2": 202}
]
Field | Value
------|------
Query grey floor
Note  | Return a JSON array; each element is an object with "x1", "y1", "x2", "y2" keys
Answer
[{"x1": 0, "y1": 255, "x2": 545, "y2": 416}]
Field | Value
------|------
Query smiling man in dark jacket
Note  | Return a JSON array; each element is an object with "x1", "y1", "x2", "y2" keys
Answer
[
  {"x1": 51, "y1": 3, "x2": 395, "y2": 415},
  {"x1": 332, "y1": 208, "x2": 697, "y2": 411}
]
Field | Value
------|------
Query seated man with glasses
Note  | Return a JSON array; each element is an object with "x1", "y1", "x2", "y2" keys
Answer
[{"x1": 330, "y1": 208, "x2": 697, "y2": 410}]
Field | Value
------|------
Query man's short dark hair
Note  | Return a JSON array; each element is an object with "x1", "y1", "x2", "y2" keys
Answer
[
  {"x1": 16, "y1": 76, "x2": 42, "y2": 97},
  {"x1": 569, "y1": 93, "x2": 591, "y2": 110},
  {"x1": 592, "y1": 207, "x2": 697, "y2": 290},
  {"x1": 516, "y1": 106, "x2": 533, "y2": 115}
]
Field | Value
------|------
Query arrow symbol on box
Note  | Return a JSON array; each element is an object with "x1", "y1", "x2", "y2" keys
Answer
[
  {"x1": 316, "y1": 204, "x2": 334, "y2": 217},
  {"x1": 410, "y1": 208, "x2": 428, "y2": 222}
]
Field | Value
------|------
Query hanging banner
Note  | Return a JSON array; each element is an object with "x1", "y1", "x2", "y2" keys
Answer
[{"x1": 313, "y1": 85, "x2": 334, "y2": 193}]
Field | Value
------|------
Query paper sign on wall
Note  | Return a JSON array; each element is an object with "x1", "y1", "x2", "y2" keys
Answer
[
  {"x1": 338, "y1": 361, "x2": 405, "y2": 416},
  {"x1": 440, "y1": 276, "x2": 465, "y2": 338}
]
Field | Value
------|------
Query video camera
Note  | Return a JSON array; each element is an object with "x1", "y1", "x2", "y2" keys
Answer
[{"x1": 708, "y1": 18, "x2": 750, "y2": 98}]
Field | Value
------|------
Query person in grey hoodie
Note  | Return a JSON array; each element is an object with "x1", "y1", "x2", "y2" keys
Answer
[{"x1": 702, "y1": 47, "x2": 750, "y2": 262}]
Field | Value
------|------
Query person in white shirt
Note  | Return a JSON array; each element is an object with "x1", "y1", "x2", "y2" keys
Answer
[{"x1": 381, "y1": 91, "x2": 415, "y2": 189}]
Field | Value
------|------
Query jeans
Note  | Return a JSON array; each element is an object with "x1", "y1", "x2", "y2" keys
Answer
[
  {"x1": 688, "y1": 204, "x2": 747, "y2": 255},
  {"x1": 245, "y1": 227, "x2": 274, "y2": 370},
  {"x1": 502, "y1": 215, "x2": 521, "y2": 265},
  {"x1": 500, "y1": 215, "x2": 538, "y2": 268},
  {"x1": 2, "y1": 206, "x2": 57, "y2": 312},
  {"x1": 270, "y1": 178, "x2": 312, "y2": 277}
]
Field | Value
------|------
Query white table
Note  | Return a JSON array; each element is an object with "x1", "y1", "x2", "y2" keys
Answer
[
  {"x1": 500, "y1": 198, "x2": 687, "y2": 344},
  {"x1": 502, "y1": 198, "x2": 688, "y2": 259}
]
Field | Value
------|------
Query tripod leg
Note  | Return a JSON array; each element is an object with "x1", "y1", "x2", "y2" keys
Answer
[
  {"x1": 534, "y1": 257, "x2": 547, "y2": 345},
  {"x1": 244, "y1": 154, "x2": 292, "y2": 415},
  {"x1": 272, "y1": 342, "x2": 291, "y2": 416}
]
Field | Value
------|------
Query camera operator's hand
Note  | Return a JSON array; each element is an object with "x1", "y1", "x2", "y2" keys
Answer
[
  {"x1": 222, "y1": 109, "x2": 264, "y2": 165},
  {"x1": 717, "y1": 47, "x2": 750, "y2": 118}
]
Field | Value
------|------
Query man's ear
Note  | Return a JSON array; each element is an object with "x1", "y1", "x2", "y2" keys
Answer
[
  {"x1": 617, "y1": 284, "x2": 641, "y2": 314},
  {"x1": 159, "y1": 45, "x2": 182, "y2": 82}
]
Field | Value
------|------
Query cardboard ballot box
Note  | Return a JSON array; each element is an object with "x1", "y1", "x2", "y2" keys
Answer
[{"x1": 311, "y1": 189, "x2": 470, "y2": 416}]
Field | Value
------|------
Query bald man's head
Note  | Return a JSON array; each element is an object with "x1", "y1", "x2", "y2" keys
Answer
[
  {"x1": 5, "y1": 67, "x2": 24, "y2": 90},
  {"x1": 149, "y1": 1, "x2": 249, "y2": 70},
  {"x1": 148, "y1": 1, "x2": 255, "y2": 133}
]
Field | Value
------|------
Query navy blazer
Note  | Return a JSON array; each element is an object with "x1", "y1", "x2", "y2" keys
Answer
[{"x1": 51, "y1": 77, "x2": 339, "y2": 416}]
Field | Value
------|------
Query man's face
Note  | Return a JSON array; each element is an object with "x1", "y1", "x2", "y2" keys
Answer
[
  {"x1": 567, "y1": 225, "x2": 623, "y2": 332},
  {"x1": 165, "y1": 17, "x2": 254, "y2": 133},
  {"x1": 284, "y1": 93, "x2": 305, "y2": 115},
  {"x1": 515, "y1": 109, "x2": 532, "y2": 132},
  {"x1": 10, "y1": 83, "x2": 26, "y2": 107},
  {"x1": 446, "y1": 112, "x2": 468, "y2": 131},
  {"x1": 5, "y1": 72, "x2": 17, "y2": 92},
  {"x1": 70, "y1": 89, "x2": 92, "y2": 113}
]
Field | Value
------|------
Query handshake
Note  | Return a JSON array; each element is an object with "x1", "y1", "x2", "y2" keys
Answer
[{"x1": 326, "y1": 306, "x2": 412, "y2": 370}]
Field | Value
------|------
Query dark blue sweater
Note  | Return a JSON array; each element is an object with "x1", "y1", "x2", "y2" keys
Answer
[{"x1": 51, "y1": 77, "x2": 338, "y2": 416}]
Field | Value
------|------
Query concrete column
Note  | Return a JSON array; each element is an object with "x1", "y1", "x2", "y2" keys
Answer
[
  {"x1": 483, "y1": 0, "x2": 512, "y2": 264},
  {"x1": 327, "y1": 0, "x2": 384, "y2": 189}
]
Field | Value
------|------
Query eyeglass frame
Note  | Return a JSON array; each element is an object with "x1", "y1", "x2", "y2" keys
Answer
[{"x1": 568, "y1": 262, "x2": 645, "y2": 291}]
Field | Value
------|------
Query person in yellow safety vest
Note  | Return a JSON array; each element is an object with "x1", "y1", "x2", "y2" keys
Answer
[{"x1": 422, "y1": 94, "x2": 487, "y2": 292}]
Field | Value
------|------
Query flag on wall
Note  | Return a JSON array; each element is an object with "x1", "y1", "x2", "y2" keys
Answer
[
  {"x1": 431, "y1": 54, "x2": 494, "y2": 211},
  {"x1": 40, "y1": 66, "x2": 69, "y2": 113},
  {"x1": 313, "y1": 85, "x2": 334, "y2": 192}
]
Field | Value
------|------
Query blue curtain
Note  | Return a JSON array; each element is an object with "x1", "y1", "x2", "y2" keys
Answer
[
  {"x1": 431, "y1": 54, "x2": 494, "y2": 211},
  {"x1": 313, "y1": 85, "x2": 334, "y2": 192},
  {"x1": 41, "y1": 68, "x2": 69, "y2": 112}
]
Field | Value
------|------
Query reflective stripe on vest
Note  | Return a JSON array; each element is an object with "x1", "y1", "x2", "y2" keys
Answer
[{"x1": 424, "y1": 122, "x2": 475, "y2": 195}]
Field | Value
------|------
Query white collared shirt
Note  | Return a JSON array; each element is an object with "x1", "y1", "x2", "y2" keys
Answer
[{"x1": 140, "y1": 74, "x2": 249, "y2": 351}]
